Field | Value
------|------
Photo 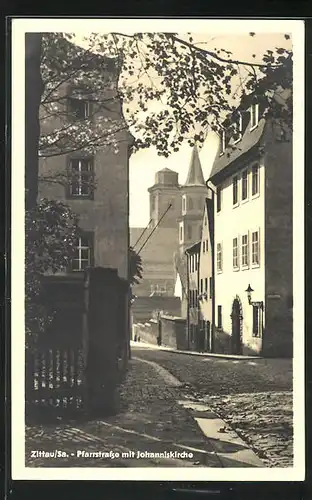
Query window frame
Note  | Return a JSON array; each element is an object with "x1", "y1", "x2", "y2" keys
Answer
[
  {"x1": 70, "y1": 232, "x2": 94, "y2": 272},
  {"x1": 216, "y1": 185, "x2": 222, "y2": 213},
  {"x1": 232, "y1": 174, "x2": 239, "y2": 207},
  {"x1": 250, "y1": 103, "x2": 260, "y2": 131},
  {"x1": 233, "y1": 236, "x2": 239, "y2": 270},
  {"x1": 67, "y1": 157, "x2": 94, "y2": 200},
  {"x1": 219, "y1": 128, "x2": 227, "y2": 156},
  {"x1": 217, "y1": 305, "x2": 222, "y2": 329},
  {"x1": 251, "y1": 229, "x2": 260, "y2": 268},
  {"x1": 252, "y1": 305, "x2": 262, "y2": 337},
  {"x1": 179, "y1": 222, "x2": 184, "y2": 243},
  {"x1": 217, "y1": 242, "x2": 223, "y2": 273},
  {"x1": 68, "y1": 96, "x2": 92, "y2": 120},
  {"x1": 233, "y1": 112, "x2": 243, "y2": 144},
  {"x1": 251, "y1": 163, "x2": 260, "y2": 198},
  {"x1": 241, "y1": 233, "x2": 249, "y2": 269},
  {"x1": 241, "y1": 168, "x2": 249, "y2": 202},
  {"x1": 182, "y1": 194, "x2": 187, "y2": 215}
]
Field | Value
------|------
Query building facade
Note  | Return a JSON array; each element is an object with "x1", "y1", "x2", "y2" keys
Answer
[
  {"x1": 38, "y1": 43, "x2": 132, "y2": 280},
  {"x1": 198, "y1": 196, "x2": 214, "y2": 352},
  {"x1": 209, "y1": 101, "x2": 292, "y2": 357}
]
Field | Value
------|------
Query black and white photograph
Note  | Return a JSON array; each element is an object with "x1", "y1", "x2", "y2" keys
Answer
[{"x1": 11, "y1": 18, "x2": 304, "y2": 480}]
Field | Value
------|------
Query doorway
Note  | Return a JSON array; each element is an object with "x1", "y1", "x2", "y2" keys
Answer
[{"x1": 231, "y1": 298, "x2": 243, "y2": 354}]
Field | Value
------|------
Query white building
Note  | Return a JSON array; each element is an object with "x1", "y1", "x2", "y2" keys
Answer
[{"x1": 208, "y1": 100, "x2": 293, "y2": 357}]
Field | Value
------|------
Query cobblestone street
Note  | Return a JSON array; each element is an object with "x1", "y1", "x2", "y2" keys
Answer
[
  {"x1": 133, "y1": 345, "x2": 293, "y2": 467},
  {"x1": 25, "y1": 344, "x2": 293, "y2": 469}
]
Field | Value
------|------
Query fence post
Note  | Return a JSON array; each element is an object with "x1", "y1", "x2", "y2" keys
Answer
[{"x1": 84, "y1": 267, "x2": 124, "y2": 416}]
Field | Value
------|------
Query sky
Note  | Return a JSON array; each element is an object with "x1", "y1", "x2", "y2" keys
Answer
[
  {"x1": 128, "y1": 32, "x2": 292, "y2": 227},
  {"x1": 72, "y1": 28, "x2": 292, "y2": 228}
]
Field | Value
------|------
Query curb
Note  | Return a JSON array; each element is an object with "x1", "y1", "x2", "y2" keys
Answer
[{"x1": 130, "y1": 340, "x2": 262, "y2": 361}]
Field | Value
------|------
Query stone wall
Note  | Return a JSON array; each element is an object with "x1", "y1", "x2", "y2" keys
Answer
[
  {"x1": 132, "y1": 314, "x2": 187, "y2": 350},
  {"x1": 131, "y1": 296, "x2": 181, "y2": 323}
]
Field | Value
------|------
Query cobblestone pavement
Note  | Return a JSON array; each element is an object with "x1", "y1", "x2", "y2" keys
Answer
[
  {"x1": 133, "y1": 346, "x2": 293, "y2": 467},
  {"x1": 25, "y1": 358, "x2": 221, "y2": 468}
]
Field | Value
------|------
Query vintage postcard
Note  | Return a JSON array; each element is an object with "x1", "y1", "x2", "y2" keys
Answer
[{"x1": 11, "y1": 18, "x2": 305, "y2": 481}]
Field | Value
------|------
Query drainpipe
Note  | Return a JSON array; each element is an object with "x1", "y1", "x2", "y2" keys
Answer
[
  {"x1": 206, "y1": 180, "x2": 216, "y2": 353},
  {"x1": 185, "y1": 249, "x2": 190, "y2": 350}
]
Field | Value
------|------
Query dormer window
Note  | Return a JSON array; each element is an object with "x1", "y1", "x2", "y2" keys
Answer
[
  {"x1": 250, "y1": 103, "x2": 259, "y2": 130},
  {"x1": 219, "y1": 129, "x2": 228, "y2": 156},
  {"x1": 233, "y1": 113, "x2": 243, "y2": 144}
]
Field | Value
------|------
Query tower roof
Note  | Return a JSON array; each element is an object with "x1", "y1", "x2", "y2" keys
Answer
[{"x1": 184, "y1": 144, "x2": 206, "y2": 186}]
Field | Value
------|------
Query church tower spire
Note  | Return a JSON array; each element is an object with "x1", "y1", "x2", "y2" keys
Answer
[
  {"x1": 178, "y1": 144, "x2": 208, "y2": 255},
  {"x1": 184, "y1": 144, "x2": 206, "y2": 186}
]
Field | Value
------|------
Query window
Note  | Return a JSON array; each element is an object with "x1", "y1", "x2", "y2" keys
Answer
[
  {"x1": 68, "y1": 158, "x2": 94, "y2": 198},
  {"x1": 205, "y1": 278, "x2": 208, "y2": 293},
  {"x1": 71, "y1": 234, "x2": 92, "y2": 271},
  {"x1": 252, "y1": 230, "x2": 260, "y2": 266},
  {"x1": 179, "y1": 223, "x2": 183, "y2": 243},
  {"x1": 188, "y1": 197, "x2": 193, "y2": 210},
  {"x1": 203, "y1": 241, "x2": 205, "y2": 253},
  {"x1": 68, "y1": 97, "x2": 91, "y2": 120},
  {"x1": 250, "y1": 103, "x2": 259, "y2": 129},
  {"x1": 233, "y1": 237, "x2": 239, "y2": 269},
  {"x1": 241, "y1": 169, "x2": 248, "y2": 201},
  {"x1": 209, "y1": 278, "x2": 213, "y2": 298},
  {"x1": 233, "y1": 175, "x2": 238, "y2": 205},
  {"x1": 206, "y1": 240, "x2": 209, "y2": 252},
  {"x1": 182, "y1": 195, "x2": 187, "y2": 214},
  {"x1": 217, "y1": 306, "x2": 222, "y2": 329},
  {"x1": 187, "y1": 225, "x2": 192, "y2": 240},
  {"x1": 195, "y1": 254, "x2": 199, "y2": 271},
  {"x1": 241, "y1": 234, "x2": 249, "y2": 267},
  {"x1": 204, "y1": 216, "x2": 207, "y2": 226},
  {"x1": 151, "y1": 196, "x2": 155, "y2": 210},
  {"x1": 216, "y1": 186, "x2": 222, "y2": 213},
  {"x1": 252, "y1": 305, "x2": 260, "y2": 336},
  {"x1": 252, "y1": 164, "x2": 259, "y2": 196},
  {"x1": 200, "y1": 279, "x2": 203, "y2": 294},
  {"x1": 233, "y1": 113, "x2": 242, "y2": 143},
  {"x1": 220, "y1": 129, "x2": 227, "y2": 155},
  {"x1": 217, "y1": 243, "x2": 222, "y2": 272}
]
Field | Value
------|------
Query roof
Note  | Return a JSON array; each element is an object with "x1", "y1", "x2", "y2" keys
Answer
[
  {"x1": 158, "y1": 167, "x2": 177, "y2": 173},
  {"x1": 209, "y1": 120, "x2": 266, "y2": 182},
  {"x1": 185, "y1": 241, "x2": 201, "y2": 254},
  {"x1": 174, "y1": 252, "x2": 188, "y2": 292},
  {"x1": 184, "y1": 144, "x2": 206, "y2": 186}
]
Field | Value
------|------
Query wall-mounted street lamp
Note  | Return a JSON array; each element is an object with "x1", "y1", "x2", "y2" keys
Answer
[{"x1": 245, "y1": 284, "x2": 264, "y2": 309}]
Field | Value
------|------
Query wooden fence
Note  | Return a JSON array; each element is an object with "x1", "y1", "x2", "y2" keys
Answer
[{"x1": 25, "y1": 269, "x2": 129, "y2": 422}]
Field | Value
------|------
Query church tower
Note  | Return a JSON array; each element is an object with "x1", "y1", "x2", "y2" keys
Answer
[
  {"x1": 178, "y1": 145, "x2": 208, "y2": 254},
  {"x1": 148, "y1": 168, "x2": 182, "y2": 229}
]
